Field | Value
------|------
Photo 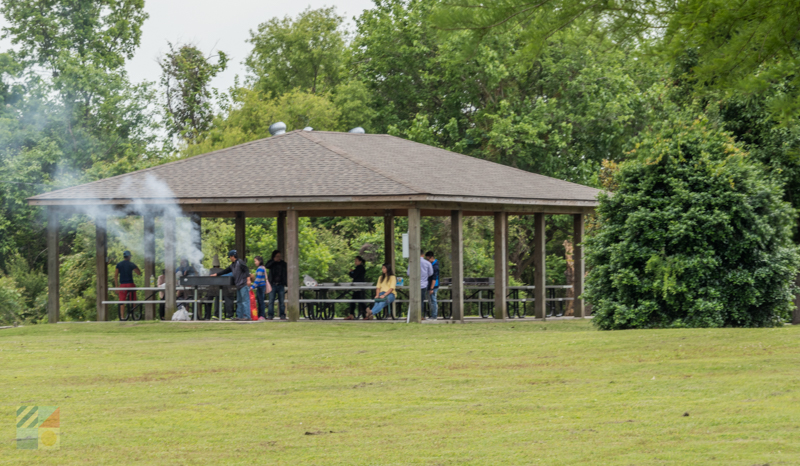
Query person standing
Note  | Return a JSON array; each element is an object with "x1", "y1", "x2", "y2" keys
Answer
[
  {"x1": 265, "y1": 250, "x2": 288, "y2": 320},
  {"x1": 157, "y1": 270, "x2": 166, "y2": 320},
  {"x1": 203, "y1": 255, "x2": 224, "y2": 320},
  {"x1": 176, "y1": 258, "x2": 197, "y2": 300},
  {"x1": 425, "y1": 251, "x2": 440, "y2": 320},
  {"x1": 345, "y1": 256, "x2": 367, "y2": 320},
  {"x1": 408, "y1": 249, "x2": 433, "y2": 320},
  {"x1": 211, "y1": 250, "x2": 250, "y2": 321},
  {"x1": 114, "y1": 250, "x2": 141, "y2": 320},
  {"x1": 251, "y1": 256, "x2": 272, "y2": 321}
]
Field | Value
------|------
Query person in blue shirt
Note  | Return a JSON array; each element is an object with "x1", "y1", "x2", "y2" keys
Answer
[
  {"x1": 250, "y1": 256, "x2": 272, "y2": 320},
  {"x1": 425, "y1": 251, "x2": 440, "y2": 320}
]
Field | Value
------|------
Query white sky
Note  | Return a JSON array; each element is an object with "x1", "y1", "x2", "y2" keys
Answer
[
  {"x1": 1, "y1": 0, "x2": 376, "y2": 92},
  {"x1": 129, "y1": 0, "x2": 375, "y2": 91}
]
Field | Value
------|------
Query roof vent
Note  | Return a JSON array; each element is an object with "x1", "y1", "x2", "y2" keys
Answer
[
  {"x1": 269, "y1": 122, "x2": 287, "y2": 136},
  {"x1": 303, "y1": 127, "x2": 313, "y2": 131},
  {"x1": 348, "y1": 127, "x2": 365, "y2": 134}
]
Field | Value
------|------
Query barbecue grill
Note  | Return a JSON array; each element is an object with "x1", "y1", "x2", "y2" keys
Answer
[
  {"x1": 179, "y1": 276, "x2": 234, "y2": 321},
  {"x1": 179, "y1": 276, "x2": 234, "y2": 287}
]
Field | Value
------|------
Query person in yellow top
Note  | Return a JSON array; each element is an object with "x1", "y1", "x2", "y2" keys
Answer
[{"x1": 366, "y1": 264, "x2": 396, "y2": 319}]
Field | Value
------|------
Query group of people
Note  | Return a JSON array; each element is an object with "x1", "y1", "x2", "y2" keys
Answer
[
  {"x1": 114, "y1": 247, "x2": 443, "y2": 321},
  {"x1": 211, "y1": 249, "x2": 288, "y2": 321},
  {"x1": 112, "y1": 248, "x2": 290, "y2": 321}
]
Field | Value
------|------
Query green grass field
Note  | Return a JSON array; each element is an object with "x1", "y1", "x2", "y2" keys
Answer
[{"x1": 1, "y1": 320, "x2": 799, "y2": 465}]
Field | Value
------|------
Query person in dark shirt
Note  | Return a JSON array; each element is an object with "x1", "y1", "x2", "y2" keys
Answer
[
  {"x1": 265, "y1": 250, "x2": 288, "y2": 320},
  {"x1": 211, "y1": 250, "x2": 250, "y2": 321},
  {"x1": 203, "y1": 255, "x2": 224, "y2": 320},
  {"x1": 345, "y1": 256, "x2": 367, "y2": 320},
  {"x1": 157, "y1": 270, "x2": 166, "y2": 320},
  {"x1": 176, "y1": 258, "x2": 197, "y2": 277},
  {"x1": 114, "y1": 250, "x2": 141, "y2": 320},
  {"x1": 176, "y1": 258, "x2": 197, "y2": 300}
]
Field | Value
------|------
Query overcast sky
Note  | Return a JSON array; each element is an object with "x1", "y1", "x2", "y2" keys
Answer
[
  {"x1": 129, "y1": 0, "x2": 375, "y2": 91},
  {"x1": 1, "y1": 0, "x2": 376, "y2": 92}
]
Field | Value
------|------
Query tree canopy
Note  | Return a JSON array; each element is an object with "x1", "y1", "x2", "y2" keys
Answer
[
  {"x1": 435, "y1": 0, "x2": 800, "y2": 123},
  {"x1": 245, "y1": 6, "x2": 346, "y2": 96}
]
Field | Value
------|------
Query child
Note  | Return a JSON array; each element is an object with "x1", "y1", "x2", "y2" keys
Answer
[{"x1": 251, "y1": 256, "x2": 272, "y2": 321}]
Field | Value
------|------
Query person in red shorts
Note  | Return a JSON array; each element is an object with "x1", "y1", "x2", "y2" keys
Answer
[{"x1": 114, "y1": 250, "x2": 141, "y2": 320}]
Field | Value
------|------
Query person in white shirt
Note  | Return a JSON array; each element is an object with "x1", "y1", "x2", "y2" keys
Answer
[{"x1": 408, "y1": 249, "x2": 434, "y2": 320}]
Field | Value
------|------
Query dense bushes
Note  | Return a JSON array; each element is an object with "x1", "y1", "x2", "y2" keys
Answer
[{"x1": 585, "y1": 117, "x2": 799, "y2": 329}]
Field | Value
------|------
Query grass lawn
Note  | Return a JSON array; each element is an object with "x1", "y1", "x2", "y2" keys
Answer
[{"x1": 1, "y1": 320, "x2": 798, "y2": 465}]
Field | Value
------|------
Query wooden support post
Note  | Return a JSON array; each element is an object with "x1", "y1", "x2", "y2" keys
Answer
[
  {"x1": 277, "y1": 211, "x2": 286, "y2": 254},
  {"x1": 505, "y1": 214, "x2": 511, "y2": 281},
  {"x1": 534, "y1": 213, "x2": 546, "y2": 319},
  {"x1": 47, "y1": 207, "x2": 60, "y2": 324},
  {"x1": 286, "y1": 209, "x2": 300, "y2": 322},
  {"x1": 494, "y1": 212, "x2": 508, "y2": 319},
  {"x1": 408, "y1": 208, "x2": 422, "y2": 323},
  {"x1": 235, "y1": 211, "x2": 246, "y2": 262},
  {"x1": 164, "y1": 215, "x2": 177, "y2": 320},
  {"x1": 794, "y1": 274, "x2": 800, "y2": 325},
  {"x1": 573, "y1": 214, "x2": 586, "y2": 318},
  {"x1": 190, "y1": 212, "x2": 202, "y2": 258},
  {"x1": 143, "y1": 214, "x2": 155, "y2": 320},
  {"x1": 96, "y1": 215, "x2": 108, "y2": 321},
  {"x1": 451, "y1": 210, "x2": 464, "y2": 322},
  {"x1": 384, "y1": 210, "x2": 395, "y2": 273}
]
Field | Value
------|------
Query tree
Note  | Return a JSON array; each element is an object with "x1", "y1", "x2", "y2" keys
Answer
[
  {"x1": 1, "y1": 0, "x2": 147, "y2": 72},
  {"x1": 0, "y1": 0, "x2": 161, "y2": 322},
  {"x1": 183, "y1": 88, "x2": 342, "y2": 157},
  {"x1": 585, "y1": 116, "x2": 799, "y2": 329},
  {"x1": 0, "y1": 0, "x2": 157, "y2": 171},
  {"x1": 0, "y1": 0, "x2": 159, "y2": 179},
  {"x1": 159, "y1": 42, "x2": 228, "y2": 143},
  {"x1": 707, "y1": 91, "x2": 800, "y2": 238},
  {"x1": 354, "y1": 1, "x2": 654, "y2": 184},
  {"x1": 434, "y1": 0, "x2": 800, "y2": 123},
  {"x1": 245, "y1": 7, "x2": 346, "y2": 96}
]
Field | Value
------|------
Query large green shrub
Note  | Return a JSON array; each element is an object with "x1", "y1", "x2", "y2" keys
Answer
[{"x1": 585, "y1": 117, "x2": 799, "y2": 329}]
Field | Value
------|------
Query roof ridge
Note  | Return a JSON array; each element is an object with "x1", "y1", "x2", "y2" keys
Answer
[{"x1": 298, "y1": 131, "x2": 426, "y2": 194}]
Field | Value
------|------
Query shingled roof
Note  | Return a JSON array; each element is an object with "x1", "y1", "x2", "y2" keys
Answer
[{"x1": 28, "y1": 130, "x2": 601, "y2": 206}]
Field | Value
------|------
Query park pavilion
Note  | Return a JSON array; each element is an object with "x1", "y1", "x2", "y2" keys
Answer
[{"x1": 27, "y1": 130, "x2": 601, "y2": 323}]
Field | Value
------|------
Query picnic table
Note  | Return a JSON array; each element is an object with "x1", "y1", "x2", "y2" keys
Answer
[
  {"x1": 300, "y1": 282, "x2": 576, "y2": 320},
  {"x1": 105, "y1": 281, "x2": 578, "y2": 321},
  {"x1": 105, "y1": 286, "x2": 215, "y2": 321}
]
